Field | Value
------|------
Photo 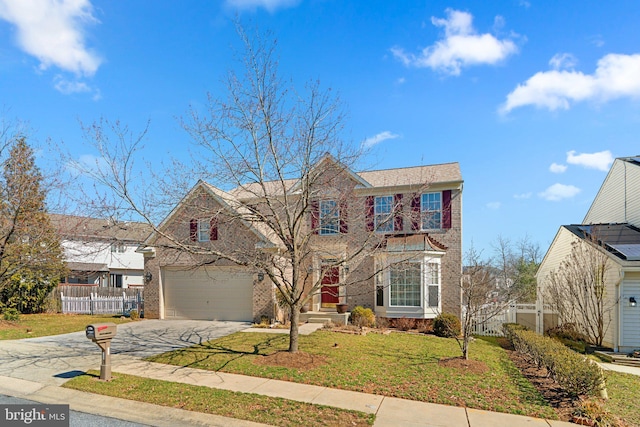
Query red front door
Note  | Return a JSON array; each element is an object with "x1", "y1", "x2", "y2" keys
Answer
[{"x1": 321, "y1": 266, "x2": 340, "y2": 308}]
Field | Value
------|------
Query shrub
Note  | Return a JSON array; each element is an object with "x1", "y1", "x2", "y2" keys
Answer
[
  {"x1": 350, "y1": 306, "x2": 375, "y2": 327},
  {"x1": 129, "y1": 309, "x2": 140, "y2": 320},
  {"x1": 504, "y1": 325, "x2": 605, "y2": 396},
  {"x1": 546, "y1": 323, "x2": 589, "y2": 342},
  {"x1": 394, "y1": 316, "x2": 416, "y2": 331},
  {"x1": 2, "y1": 307, "x2": 20, "y2": 322},
  {"x1": 415, "y1": 319, "x2": 433, "y2": 334},
  {"x1": 433, "y1": 313, "x2": 461, "y2": 338}
]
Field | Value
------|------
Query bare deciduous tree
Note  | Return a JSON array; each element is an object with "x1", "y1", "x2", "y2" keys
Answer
[
  {"x1": 543, "y1": 231, "x2": 618, "y2": 347},
  {"x1": 70, "y1": 25, "x2": 438, "y2": 353}
]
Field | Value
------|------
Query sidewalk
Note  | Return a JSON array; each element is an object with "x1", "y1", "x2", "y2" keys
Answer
[{"x1": 108, "y1": 355, "x2": 574, "y2": 427}]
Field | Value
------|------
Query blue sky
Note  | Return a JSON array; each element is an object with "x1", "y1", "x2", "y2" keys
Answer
[{"x1": 1, "y1": 0, "x2": 639, "y2": 259}]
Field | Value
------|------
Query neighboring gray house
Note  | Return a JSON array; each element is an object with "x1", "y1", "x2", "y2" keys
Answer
[
  {"x1": 538, "y1": 156, "x2": 640, "y2": 352},
  {"x1": 51, "y1": 214, "x2": 152, "y2": 289},
  {"x1": 140, "y1": 158, "x2": 463, "y2": 322}
]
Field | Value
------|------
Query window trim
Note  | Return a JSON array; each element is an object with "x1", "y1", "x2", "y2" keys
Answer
[
  {"x1": 421, "y1": 192, "x2": 442, "y2": 230},
  {"x1": 389, "y1": 261, "x2": 422, "y2": 307},
  {"x1": 374, "y1": 195, "x2": 394, "y2": 233},
  {"x1": 378, "y1": 255, "x2": 442, "y2": 311},
  {"x1": 319, "y1": 200, "x2": 339, "y2": 235},
  {"x1": 197, "y1": 218, "x2": 210, "y2": 242}
]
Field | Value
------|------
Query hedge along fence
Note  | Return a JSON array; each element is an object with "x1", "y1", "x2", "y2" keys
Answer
[{"x1": 503, "y1": 323, "x2": 607, "y2": 398}]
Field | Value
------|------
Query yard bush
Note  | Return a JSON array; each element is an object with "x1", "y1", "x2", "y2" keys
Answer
[
  {"x1": 503, "y1": 324, "x2": 605, "y2": 397},
  {"x1": 2, "y1": 307, "x2": 20, "y2": 322},
  {"x1": 394, "y1": 316, "x2": 416, "y2": 331},
  {"x1": 349, "y1": 306, "x2": 375, "y2": 327},
  {"x1": 433, "y1": 313, "x2": 461, "y2": 338}
]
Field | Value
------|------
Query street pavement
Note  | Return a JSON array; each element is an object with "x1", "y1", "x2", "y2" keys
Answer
[{"x1": 0, "y1": 319, "x2": 603, "y2": 426}]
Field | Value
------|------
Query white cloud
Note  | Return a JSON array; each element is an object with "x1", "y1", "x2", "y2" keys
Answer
[
  {"x1": 538, "y1": 183, "x2": 581, "y2": 201},
  {"x1": 224, "y1": 0, "x2": 300, "y2": 12},
  {"x1": 501, "y1": 53, "x2": 640, "y2": 113},
  {"x1": 549, "y1": 163, "x2": 567, "y2": 173},
  {"x1": 362, "y1": 131, "x2": 400, "y2": 148},
  {"x1": 0, "y1": 0, "x2": 101, "y2": 76},
  {"x1": 549, "y1": 53, "x2": 577, "y2": 70},
  {"x1": 566, "y1": 150, "x2": 613, "y2": 171},
  {"x1": 391, "y1": 9, "x2": 518, "y2": 76},
  {"x1": 486, "y1": 202, "x2": 501, "y2": 210},
  {"x1": 514, "y1": 192, "x2": 532, "y2": 199}
]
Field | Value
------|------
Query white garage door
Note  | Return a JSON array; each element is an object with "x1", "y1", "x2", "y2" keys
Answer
[{"x1": 162, "y1": 267, "x2": 254, "y2": 321}]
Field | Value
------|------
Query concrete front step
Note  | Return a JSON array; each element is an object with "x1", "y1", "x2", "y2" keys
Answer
[
  {"x1": 595, "y1": 351, "x2": 640, "y2": 367},
  {"x1": 299, "y1": 311, "x2": 350, "y2": 325}
]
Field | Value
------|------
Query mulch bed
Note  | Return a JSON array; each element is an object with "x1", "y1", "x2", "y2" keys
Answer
[{"x1": 438, "y1": 356, "x2": 489, "y2": 374}]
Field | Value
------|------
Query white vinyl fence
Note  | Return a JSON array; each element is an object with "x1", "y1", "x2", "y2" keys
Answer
[
  {"x1": 468, "y1": 303, "x2": 556, "y2": 336},
  {"x1": 61, "y1": 292, "x2": 143, "y2": 316}
]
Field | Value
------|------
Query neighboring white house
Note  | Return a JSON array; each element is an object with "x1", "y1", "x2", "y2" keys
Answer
[
  {"x1": 51, "y1": 214, "x2": 152, "y2": 289},
  {"x1": 537, "y1": 156, "x2": 640, "y2": 352}
]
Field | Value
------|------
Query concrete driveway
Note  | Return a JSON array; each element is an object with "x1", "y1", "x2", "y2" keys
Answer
[{"x1": 0, "y1": 320, "x2": 249, "y2": 386}]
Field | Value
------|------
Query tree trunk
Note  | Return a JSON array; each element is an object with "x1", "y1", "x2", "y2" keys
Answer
[{"x1": 288, "y1": 304, "x2": 300, "y2": 353}]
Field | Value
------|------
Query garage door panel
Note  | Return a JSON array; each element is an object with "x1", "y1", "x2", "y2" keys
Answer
[{"x1": 162, "y1": 267, "x2": 254, "y2": 321}]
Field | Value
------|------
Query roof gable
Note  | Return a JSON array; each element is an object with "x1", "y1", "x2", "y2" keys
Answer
[
  {"x1": 145, "y1": 180, "x2": 280, "y2": 248},
  {"x1": 584, "y1": 157, "x2": 640, "y2": 227}
]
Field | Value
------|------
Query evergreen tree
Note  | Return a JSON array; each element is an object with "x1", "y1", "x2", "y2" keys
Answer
[{"x1": 0, "y1": 138, "x2": 66, "y2": 312}]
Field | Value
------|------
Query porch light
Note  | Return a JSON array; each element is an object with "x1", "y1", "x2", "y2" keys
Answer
[
  {"x1": 257, "y1": 272, "x2": 265, "y2": 281},
  {"x1": 630, "y1": 297, "x2": 637, "y2": 307},
  {"x1": 144, "y1": 272, "x2": 152, "y2": 282}
]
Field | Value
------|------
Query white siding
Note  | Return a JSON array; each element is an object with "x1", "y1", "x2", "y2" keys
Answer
[
  {"x1": 584, "y1": 159, "x2": 640, "y2": 226},
  {"x1": 537, "y1": 227, "x2": 579, "y2": 295},
  {"x1": 620, "y1": 279, "x2": 640, "y2": 352}
]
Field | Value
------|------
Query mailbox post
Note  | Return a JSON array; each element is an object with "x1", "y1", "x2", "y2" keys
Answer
[{"x1": 85, "y1": 323, "x2": 117, "y2": 381}]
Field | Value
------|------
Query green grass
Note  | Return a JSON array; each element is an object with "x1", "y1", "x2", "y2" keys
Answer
[
  {"x1": 0, "y1": 314, "x2": 133, "y2": 340},
  {"x1": 147, "y1": 330, "x2": 557, "y2": 419},
  {"x1": 602, "y1": 370, "x2": 640, "y2": 426},
  {"x1": 64, "y1": 371, "x2": 374, "y2": 427}
]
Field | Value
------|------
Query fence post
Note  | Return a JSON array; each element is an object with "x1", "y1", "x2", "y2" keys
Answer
[{"x1": 90, "y1": 292, "x2": 94, "y2": 315}]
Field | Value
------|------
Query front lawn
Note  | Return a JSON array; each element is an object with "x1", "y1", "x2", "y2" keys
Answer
[
  {"x1": 64, "y1": 371, "x2": 374, "y2": 427},
  {"x1": 0, "y1": 314, "x2": 133, "y2": 340},
  {"x1": 147, "y1": 330, "x2": 557, "y2": 419}
]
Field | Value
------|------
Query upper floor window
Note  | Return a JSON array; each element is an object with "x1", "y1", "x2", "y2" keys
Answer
[
  {"x1": 319, "y1": 200, "x2": 339, "y2": 235},
  {"x1": 111, "y1": 243, "x2": 126, "y2": 253},
  {"x1": 197, "y1": 218, "x2": 210, "y2": 242},
  {"x1": 375, "y1": 196, "x2": 394, "y2": 233},
  {"x1": 421, "y1": 192, "x2": 442, "y2": 230},
  {"x1": 190, "y1": 218, "x2": 218, "y2": 242}
]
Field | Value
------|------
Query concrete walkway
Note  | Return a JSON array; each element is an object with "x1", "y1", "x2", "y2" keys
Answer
[{"x1": 0, "y1": 321, "x2": 578, "y2": 426}]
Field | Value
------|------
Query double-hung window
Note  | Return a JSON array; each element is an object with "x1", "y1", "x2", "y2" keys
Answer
[
  {"x1": 389, "y1": 261, "x2": 421, "y2": 307},
  {"x1": 197, "y1": 218, "x2": 210, "y2": 242},
  {"x1": 426, "y1": 262, "x2": 440, "y2": 308},
  {"x1": 319, "y1": 200, "x2": 339, "y2": 235},
  {"x1": 421, "y1": 192, "x2": 442, "y2": 230},
  {"x1": 375, "y1": 196, "x2": 394, "y2": 233}
]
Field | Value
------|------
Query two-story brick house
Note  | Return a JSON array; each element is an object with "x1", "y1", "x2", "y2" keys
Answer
[{"x1": 141, "y1": 157, "x2": 463, "y2": 323}]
